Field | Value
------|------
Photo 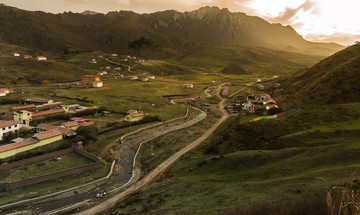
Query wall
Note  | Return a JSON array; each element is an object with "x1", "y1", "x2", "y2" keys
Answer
[
  {"x1": 0, "y1": 124, "x2": 21, "y2": 140},
  {"x1": 0, "y1": 147, "x2": 103, "y2": 191},
  {"x1": 0, "y1": 148, "x2": 73, "y2": 171}
]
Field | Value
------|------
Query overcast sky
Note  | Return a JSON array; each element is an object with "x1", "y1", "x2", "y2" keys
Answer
[{"x1": 0, "y1": 0, "x2": 359, "y2": 45}]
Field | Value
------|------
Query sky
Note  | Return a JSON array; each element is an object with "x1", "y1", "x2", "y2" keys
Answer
[{"x1": 0, "y1": 0, "x2": 359, "y2": 45}]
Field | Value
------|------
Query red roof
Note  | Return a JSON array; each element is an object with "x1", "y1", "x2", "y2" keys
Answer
[
  {"x1": 0, "y1": 120, "x2": 19, "y2": 129},
  {"x1": 0, "y1": 139, "x2": 37, "y2": 153},
  {"x1": 130, "y1": 113, "x2": 145, "y2": 118},
  {"x1": 36, "y1": 124, "x2": 70, "y2": 134},
  {"x1": 12, "y1": 104, "x2": 36, "y2": 111},
  {"x1": 83, "y1": 75, "x2": 99, "y2": 78},
  {"x1": 33, "y1": 129, "x2": 63, "y2": 140},
  {"x1": 62, "y1": 121, "x2": 79, "y2": 128},
  {"x1": 222, "y1": 87, "x2": 229, "y2": 94},
  {"x1": 32, "y1": 109, "x2": 65, "y2": 117},
  {"x1": 30, "y1": 98, "x2": 49, "y2": 102},
  {"x1": 127, "y1": 110, "x2": 138, "y2": 114},
  {"x1": 70, "y1": 117, "x2": 90, "y2": 122},
  {"x1": 80, "y1": 121, "x2": 95, "y2": 126},
  {"x1": 265, "y1": 100, "x2": 277, "y2": 104}
]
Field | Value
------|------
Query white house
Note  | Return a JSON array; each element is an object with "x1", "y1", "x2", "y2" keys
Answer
[
  {"x1": 186, "y1": 83, "x2": 193, "y2": 88},
  {"x1": 148, "y1": 75, "x2": 155, "y2": 80},
  {"x1": 10, "y1": 53, "x2": 20, "y2": 57},
  {"x1": 35, "y1": 56, "x2": 47, "y2": 61},
  {"x1": 89, "y1": 59, "x2": 97, "y2": 64},
  {"x1": 0, "y1": 121, "x2": 22, "y2": 140},
  {"x1": 92, "y1": 81, "x2": 103, "y2": 88}
]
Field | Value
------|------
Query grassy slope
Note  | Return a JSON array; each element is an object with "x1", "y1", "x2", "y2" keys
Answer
[{"x1": 112, "y1": 103, "x2": 360, "y2": 214}]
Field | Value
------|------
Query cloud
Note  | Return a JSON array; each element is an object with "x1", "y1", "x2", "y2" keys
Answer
[
  {"x1": 304, "y1": 33, "x2": 360, "y2": 45},
  {"x1": 265, "y1": 0, "x2": 316, "y2": 25}
]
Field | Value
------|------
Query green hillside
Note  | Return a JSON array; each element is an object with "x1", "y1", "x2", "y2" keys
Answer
[{"x1": 272, "y1": 43, "x2": 360, "y2": 107}]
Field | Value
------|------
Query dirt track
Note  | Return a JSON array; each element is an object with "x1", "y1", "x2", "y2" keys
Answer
[{"x1": 75, "y1": 85, "x2": 250, "y2": 215}]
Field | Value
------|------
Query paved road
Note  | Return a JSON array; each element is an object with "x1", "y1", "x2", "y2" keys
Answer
[{"x1": 75, "y1": 85, "x2": 249, "y2": 215}]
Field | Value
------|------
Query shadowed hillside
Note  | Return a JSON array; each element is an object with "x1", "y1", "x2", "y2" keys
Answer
[
  {"x1": 221, "y1": 62, "x2": 248, "y2": 75},
  {"x1": 272, "y1": 43, "x2": 360, "y2": 107}
]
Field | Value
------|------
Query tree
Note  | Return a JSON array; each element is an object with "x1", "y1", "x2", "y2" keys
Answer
[{"x1": 76, "y1": 126, "x2": 99, "y2": 145}]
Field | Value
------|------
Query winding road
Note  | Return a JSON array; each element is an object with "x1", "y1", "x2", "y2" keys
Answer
[{"x1": 75, "y1": 84, "x2": 250, "y2": 215}]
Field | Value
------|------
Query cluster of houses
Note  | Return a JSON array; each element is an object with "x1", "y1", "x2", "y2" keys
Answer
[
  {"x1": 227, "y1": 93, "x2": 280, "y2": 115},
  {"x1": 128, "y1": 75, "x2": 155, "y2": 82},
  {"x1": 0, "y1": 117, "x2": 94, "y2": 159},
  {"x1": 82, "y1": 75, "x2": 103, "y2": 88},
  {"x1": 10, "y1": 52, "x2": 47, "y2": 61},
  {"x1": 0, "y1": 98, "x2": 97, "y2": 159}
]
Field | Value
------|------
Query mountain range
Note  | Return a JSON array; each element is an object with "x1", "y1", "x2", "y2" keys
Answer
[{"x1": 0, "y1": 5, "x2": 343, "y2": 57}]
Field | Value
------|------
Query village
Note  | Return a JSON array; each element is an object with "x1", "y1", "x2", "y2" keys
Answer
[{"x1": 0, "y1": 50, "x2": 287, "y2": 214}]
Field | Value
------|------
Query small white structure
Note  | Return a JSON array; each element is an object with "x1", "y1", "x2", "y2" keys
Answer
[
  {"x1": 0, "y1": 121, "x2": 22, "y2": 140},
  {"x1": 97, "y1": 71, "x2": 107, "y2": 75},
  {"x1": 35, "y1": 56, "x2": 47, "y2": 61},
  {"x1": 110, "y1": 54, "x2": 118, "y2": 57},
  {"x1": 148, "y1": 75, "x2": 155, "y2": 80},
  {"x1": 0, "y1": 88, "x2": 10, "y2": 97},
  {"x1": 10, "y1": 53, "x2": 20, "y2": 57},
  {"x1": 92, "y1": 81, "x2": 103, "y2": 88},
  {"x1": 89, "y1": 59, "x2": 97, "y2": 64},
  {"x1": 142, "y1": 77, "x2": 149, "y2": 82},
  {"x1": 106, "y1": 66, "x2": 111, "y2": 70},
  {"x1": 186, "y1": 83, "x2": 194, "y2": 88},
  {"x1": 129, "y1": 76, "x2": 138, "y2": 81}
]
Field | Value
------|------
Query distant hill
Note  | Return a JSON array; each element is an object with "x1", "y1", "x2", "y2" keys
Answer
[
  {"x1": 132, "y1": 60, "x2": 196, "y2": 76},
  {"x1": 272, "y1": 43, "x2": 360, "y2": 107},
  {"x1": 0, "y1": 5, "x2": 343, "y2": 56},
  {"x1": 221, "y1": 62, "x2": 248, "y2": 75}
]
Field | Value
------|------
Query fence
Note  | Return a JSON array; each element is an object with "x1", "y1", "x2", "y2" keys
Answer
[
  {"x1": 250, "y1": 109, "x2": 293, "y2": 122},
  {"x1": 0, "y1": 147, "x2": 103, "y2": 191}
]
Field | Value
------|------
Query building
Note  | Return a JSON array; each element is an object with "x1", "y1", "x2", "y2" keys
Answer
[
  {"x1": 14, "y1": 110, "x2": 32, "y2": 126},
  {"x1": 31, "y1": 108, "x2": 66, "y2": 119},
  {"x1": 25, "y1": 98, "x2": 54, "y2": 104},
  {"x1": 10, "y1": 53, "x2": 20, "y2": 57},
  {"x1": 62, "y1": 121, "x2": 80, "y2": 130},
  {"x1": 274, "y1": 83, "x2": 281, "y2": 87},
  {"x1": 0, "y1": 121, "x2": 21, "y2": 140},
  {"x1": 70, "y1": 117, "x2": 91, "y2": 123},
  {"x1": 0, "y1": 129, "x2": 63, "y2": 159},
  {"x1": 89, "y1": 59, "x2": 97, "y2": 64},
  {"x1": 186, "y1": 83, "x2": 193, "y2": 88},
  {"x1": 141, "y1": 77, "x2": 149, "y2": 82},
  {"x1": 129, "y1": 76, "x2": 138, "y2": 81},
  {"x1": 257, "y1": 84, "x2": 265, "y2": 90},
  {"x1": 35, "y1": 56, "x2": 47, "y2": 61},
  {"x1": 11, "y1": 104, "x2": 37, "y2": 112},
  {"x1": 23, "y1": 55, "x2": 33, "y2": 59},
  {"x1": 222, "y1": 87, "x2": 229, "y2": 97},
  {"x1": 148, "y1": 75, "x2": 155, "y2": 80},
  {"x1": 0, "y1": 90, "x2": 6, "y2": 97},
  {"x1": 124, "y1": 112, "x2": 145, "y2": 122},
  {"x1": 92, "y1": 81, "x2": 103, "y2": 88},
  {"x1": 258, "y1": 93, "x2": 271, "y2": 101},
  {"x1": 82, "y1": 75, "x2": 102, "y2": 88},
  {"x1": 36, "y1": 124, "x2": 75, "y2": 137},
  {"x1": 97, "y1": 71, "x2": 107, "y2": 75}
]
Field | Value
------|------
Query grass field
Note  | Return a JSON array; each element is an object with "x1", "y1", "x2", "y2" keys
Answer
[{"x1": 0, "y1": 152, "x2": 93, "y2": 183}]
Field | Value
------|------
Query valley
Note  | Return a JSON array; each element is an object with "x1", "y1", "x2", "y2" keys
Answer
[{"x1": 0, "y1": 3, "x2": 359, "y2": 215}]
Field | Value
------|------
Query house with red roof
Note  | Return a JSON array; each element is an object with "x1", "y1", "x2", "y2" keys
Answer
[
  {"x1": 0, "y1": 129, "x2": 63, "y2": 159},
  {"x1": 124, "y1": 110, "x2": 145, "y2": 122}
]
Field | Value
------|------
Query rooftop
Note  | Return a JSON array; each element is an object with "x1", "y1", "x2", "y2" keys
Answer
[
  {"x1": 130, "y1": 112, "x2": 145, "y2": 118},
  {"x1": 0, "y1": 120, "x2": 19, "y2": 129},
  {"x1": 32, "y1": 109, "x2": 65, "y2": 118},
  {"x1": 36, "y1": 124, "x2": 71, "y2": 134},
  {"x1": 0, "y1": 139, "x2": 37, "y2": 153},
  {"x1": 12, "y1": 104, "x2": 36, "y2": 111},
  {"x1": 70, "y1": 117, "x2": 90, "y2": 122},
  {"x1": 33, "y1": 129, "x2": 63, "y2": 140}
]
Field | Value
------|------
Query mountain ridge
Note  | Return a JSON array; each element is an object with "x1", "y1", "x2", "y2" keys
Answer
[{"x1": 0, "y1": 5, "x2": 343, "y2": 56}]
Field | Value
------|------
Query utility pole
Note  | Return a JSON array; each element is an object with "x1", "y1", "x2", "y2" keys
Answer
[{"x1": 151, "y1": 139, "x2": 154, "y2": 156}]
